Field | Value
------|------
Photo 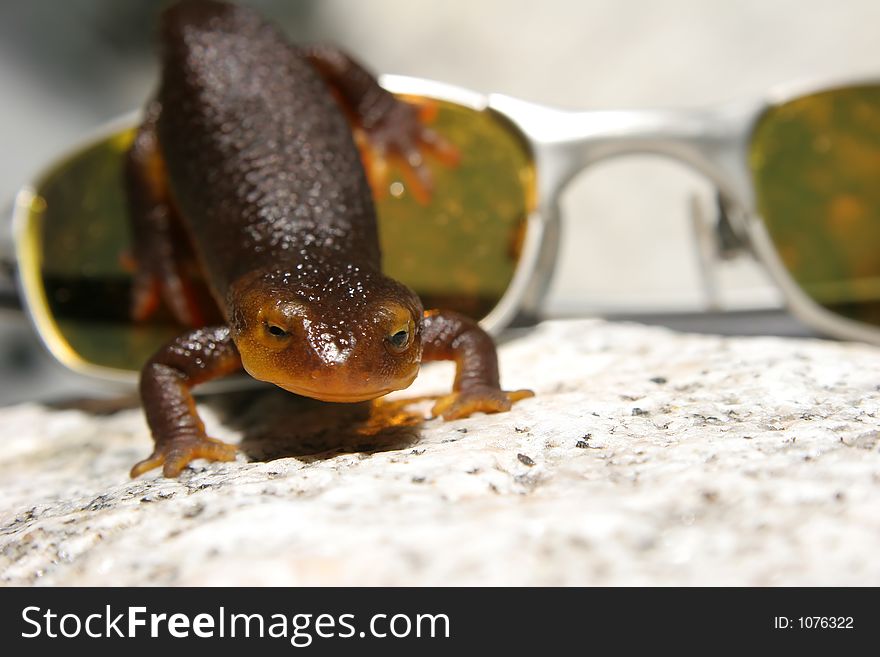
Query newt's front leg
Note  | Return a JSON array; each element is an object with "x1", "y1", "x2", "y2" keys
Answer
[
  {"x1": 422, "y1": 310, "x2": 533, "y2": 420},
  {"x1": 131, "y1": 326, "x2": 242, "y2": 478}
]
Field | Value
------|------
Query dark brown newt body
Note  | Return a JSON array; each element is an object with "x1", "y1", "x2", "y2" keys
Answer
[
  {"x1": 158, "y1": 2, "x2": 380, "y2": 297},
  {"x1": 126, "y1": 0, "x2": 532, "y2": 478}
]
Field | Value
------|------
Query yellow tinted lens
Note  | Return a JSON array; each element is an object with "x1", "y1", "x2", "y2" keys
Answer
[
  {"x1": 750, "y1": 84, "x2": 880, "y2": 325},
  {"x1": 373, "y1": 97, "x2": 534, "y2": 318},
  {"x1": 23, "y1": 131, "x2": 183, "y2": 373},
  {"x1": 23, "y1": 96, "x2": 534, "y2": 373}
]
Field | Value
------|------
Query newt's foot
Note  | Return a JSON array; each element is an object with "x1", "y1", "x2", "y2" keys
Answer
[
  {"x1": 432, "y1": 386, "x2": 534, "y2": 421},
  {"x1": 361, "y1": 99, "x2": 459, "y2": 205},
  {"x1": 130, "y1": 434, "x2": 238, "y2": 479}
]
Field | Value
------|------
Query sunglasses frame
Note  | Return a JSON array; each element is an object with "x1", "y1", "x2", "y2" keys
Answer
[
  {"x1": 489, "y1": 73, "x2": 880, "y2": 346},
  {"x1": 5, "y1": 72, "x2": 880, "y2": 388}
]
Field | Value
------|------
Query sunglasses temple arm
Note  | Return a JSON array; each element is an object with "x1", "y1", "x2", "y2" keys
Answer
[
  {"x1": 690, "y1": 191, "x2": 755, "y2": 311},
  {"x1": 0, "y1": 273, "x2": 19, "y2": 311},
  {"x1": 689, "y1": 194, "x2": 722, "y2": 310},
  {"x1": 0, "y1": 202, "x2": 22, "y2": 310}
]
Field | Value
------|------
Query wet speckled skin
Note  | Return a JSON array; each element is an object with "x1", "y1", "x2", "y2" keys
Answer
[
  {"x1": 127, "y1": 1, "x2": 532, "y2": 478},
  {"x1": 158, "y1": 1, "x2": 379, "y2": 297}
]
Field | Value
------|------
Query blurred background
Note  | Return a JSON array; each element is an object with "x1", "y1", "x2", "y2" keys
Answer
[{"x1": 1, "y1": 0, "x2": 878, "y2": 402}]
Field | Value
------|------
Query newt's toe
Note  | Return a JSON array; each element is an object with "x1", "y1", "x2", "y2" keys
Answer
[
  {"x1": 130, "y1": 434, "x2": 238, "y2": 478},
  {"x1": 432, "y1": 386, "x2": 534, "y2": 421},
  {"x1": 360, "y1": 98, "x2": 460, "y2": 206}
]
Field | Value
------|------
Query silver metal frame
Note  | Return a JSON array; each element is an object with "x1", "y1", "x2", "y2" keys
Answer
[
  {"x1": 475, "y1": 73, "x2": 880, "y2": 345},
  {"x1": 6, "y1": 72, "x2": 880, "y2": 387}
]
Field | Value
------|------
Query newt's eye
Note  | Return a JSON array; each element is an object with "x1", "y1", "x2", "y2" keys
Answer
[
  {"x1": 265, "y1": 323, "x2": 290, "y2": 339},
  {"x1": 385, "y1": 321, "x2": 413, "y2": 354}
]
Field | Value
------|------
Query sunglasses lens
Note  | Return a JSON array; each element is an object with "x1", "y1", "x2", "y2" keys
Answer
[
  {"x1": 750, "y1": 83, "x2": 880, "y2": 326},
  {"x1": 24, "y1": 131, "x2": 184, "y2": 373},
  {"x1": 23, "y1": 96, "x2": 534, "y2": 374},
  {"x1": 372, "y1": 97, "x2": 534, "y2": 319}
]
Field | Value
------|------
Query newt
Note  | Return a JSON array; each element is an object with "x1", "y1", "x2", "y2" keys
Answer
[{"x1": 125, "y1": 0, "x2": 533, "y2": 478}]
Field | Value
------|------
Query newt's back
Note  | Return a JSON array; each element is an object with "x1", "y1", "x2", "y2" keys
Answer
[{"x1": 156, "y1": 0, "x2": 380, "y2": 300}]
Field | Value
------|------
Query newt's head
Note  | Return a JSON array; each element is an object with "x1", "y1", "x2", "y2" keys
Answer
[{"x1": 228, "y1": 264, "x2": 423, "y2": 402}]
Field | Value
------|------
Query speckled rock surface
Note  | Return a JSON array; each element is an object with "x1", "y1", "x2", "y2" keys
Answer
[{"x1": 2, "y1": 319, "x2": 880, "y2": 586}]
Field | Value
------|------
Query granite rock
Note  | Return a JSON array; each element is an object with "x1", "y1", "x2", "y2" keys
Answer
[{"x1": 1, "y1": 319, "x2": 879, "y2": 585}]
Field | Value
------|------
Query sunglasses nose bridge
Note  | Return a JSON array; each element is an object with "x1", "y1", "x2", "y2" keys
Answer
[{"x1": 491, "y1": 95, "x2": 756, "y2": 212}]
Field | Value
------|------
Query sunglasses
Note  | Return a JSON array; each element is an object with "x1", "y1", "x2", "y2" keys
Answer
[{"x1": 5, "y1": 73, "x2": 880, "y2": 385}]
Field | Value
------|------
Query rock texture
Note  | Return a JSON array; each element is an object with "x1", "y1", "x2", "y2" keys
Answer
[{"x1": 2, "y1": 319, "x2": 880, "y2": 586}]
